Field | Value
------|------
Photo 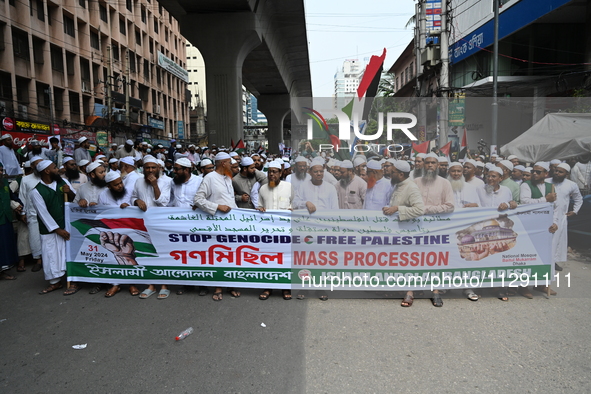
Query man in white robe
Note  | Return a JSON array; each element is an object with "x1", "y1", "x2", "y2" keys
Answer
[
  {"x1": 119, "y1": 156, "x2": 141, "y2": 192},
  {"x1": 193, "y1": 152, "x2": 239, "y2": 301},
  {"x1": 169, "y1": 158, "x2": 202, "y2": 208},
  {"x1": 364, "y1": 160, "x2": 392, "y2": 210},
  {"x1": 463, "y1": 159, "x2": 484, "y2": 187},
  {"x1": 292, "y1": 160, "x2": 339, "y2": 213},
  {"x1": 19, "y1": 156, "x2": 44, "y2": 272},
  {"x1": 550, "y1": 163, "x2": 583, "y2": 270},
  {"x1": 30, "y1": 161, "x2": 77, "y2": 295},
  {"x1": 448, "y1": 162, "x2": 481, "y2": 208},
  {"x1": 73, "y1": 161, "x2": 106, "y2": 207}
]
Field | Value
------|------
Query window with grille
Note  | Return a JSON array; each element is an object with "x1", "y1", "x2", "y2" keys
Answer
[
  {"x1": 64, "y1": 15, "x2": 75, "y2": 37},
  {"x1": 119, "y1": 18, "x2": 126, "y2": 35},
  {"x1": 90, "y1": 31, "x2": 99, "y2": 49},
  {"x1": 100, "y1": 4, "x2": 107, "y2": 22}
]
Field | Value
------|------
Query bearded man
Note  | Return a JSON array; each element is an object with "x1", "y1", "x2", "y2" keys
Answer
[
  {"x1": 115, "y1": 139, "x2": 138, "y2": 159},
  {"x1": 62, "y1": 156, "x2": 87, "y2": 192},
  {"x1": 0, "y1": 134, "x2": 23, "y2": 178},
  {"x1": 447, "y1": 162, "x2": 480, "y2": 208},
  {"x1": 364, "y1": 160, "x2": 392, "y2": 210},
  {"x1": 437, "y1": 156, "x2": 449, "y2": 178},
  {"x1": 73, "y1": 161, "x2": 107, "y2": 207},
  {"x1": 232, "y1": 157, "x2": 267, "y2": 209},
  {"x1": 410, "y1": 153, "x2": 426, "y2": 180},
  {"x1": 336, "y1": 160, "x2": 367, "y2": 209}
]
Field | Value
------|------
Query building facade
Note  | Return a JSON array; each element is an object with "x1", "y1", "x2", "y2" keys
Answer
[
  {"x1": 334, "y1": 59, "x2": 364, "y2": 109},
  {"x1": 0, "y1": 0, "x2": 189, "y2": 147}
]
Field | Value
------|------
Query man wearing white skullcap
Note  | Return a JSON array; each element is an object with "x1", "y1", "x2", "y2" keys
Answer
[
  {"x1": 463, "y1": 159, "x2": 484, "y2": 187},
  {"x1": 74, "y1": 137, "x2": 91, "y2": 164},
  {"x1": 286, "y1": 156, "x2": 312, "y2": 202},
  {"x1": 414, "y1": 153, "x2": 455, "y2": 215},
  {"x1": 169, "y1": 157, "x2": 202, "y2": 208},
  {"x1": 507, "y1": 155, "x2": 520, "y2": 167},
  {"x1": 353, "y1": 156, "x2": 368, "y2": 181},
  {"x1": 232, "y1": 156, "x2": 267, "y2": 209},
  {"x1": 118, "y1": 156, "x2": 140, "y2": 193},
  {"x1": 115, "y1": 139, "x2": 138, "y2": 160},
  {"x1": 73, "y1": 161, "x2": 107, "y2": 208},
  {"x1": 292, "y1": 156, "x2": 339, "y2": 213},
  {"x1": 364, "y1": 160, "x2": 392, "y2": 210},
  {"x1": 108, "y1": 157, "x2": 120, "y2": 173},
  {"x1": 383, "y1": 158, "x2": 425, "y2": 307},
  {"x1": 550, "y1": 162, "x2": 583, "y2": 274},
  {"x1": 18, "y1": 156, "x2": 45, "y2": 271},
  {"x1": 447, "y1": 162, "x2": 481, "y2": 209},
  {"x1": 411, "y1": 153, "x2": 426, "y2": 180},
  {"x1": 437, "y1": 156, "x2": 449, "y2": 178},
  {"x1": 193, "y1": 149, "x2": 240, "y2": 301},
  {"x1": 496, "y1": 160, "x2": 520, "y2": 203},
  {"x1": 0, "y1": 134, "x2": 23, "y2": 177},
  {"x1": 199, "y1": 158, "x2": 215, "y2": 178},
  {"x1": 30, "y1": 160, "x2": 78, "y2": 295},
  {"x1": 521, "y1": 167, "x2": 532, "y2": 182},
  {"x1": 336, "y1": 159, "x2": 367, "y2": 209},
  {"x1": 511, "y1": 165, "x2": 526, "y2": 185},
  {"x1": 62, "y1": 157, "x2": 87, "y2": 192},
  {"x1": 474, "y1": 166, "x2": 517, "y2": 301}
]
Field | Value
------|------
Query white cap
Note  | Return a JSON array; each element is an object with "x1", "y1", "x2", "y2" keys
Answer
[
  {"x1": 109, "y1": 158, "x2": 118, "y2": 164},
  {"x1": 30, "y1": 156, "x2": 44, "y2": 163},
  {"x1": 78, "y1": 159, "x2": 90, "y2": 167},
  {"x1": 386, "y1": 158, "x2": 397, "y2": 165},
  {"x1": 86, "y1": 161, "x2": 102, "y2": 174},
  {"x1": 491, "y1": 154, "x2": 498, "y2": 158},
  {"x1": 240, "y1": 157, "x2": 254, "y2": 166},
  {"x1": 36, "y1": 160, "x2": 53, "y2": 172},
  {"x1": 176, "y1": 144, "x2": 182, "y2": 149},
  {"x1": 143, "y1": 156, "x2": 158, "y2": 165},
  {"x1": 485, "y1": 163, "x2": 495, "y2": 170},
  {"x1": 156, "y1": 159, "x2": 165, "y2": 168},
  {"x1": 449, "y1": 162, "x2": 463, "y2": 169},
  {"x1": 62, "y1": 157, "x2": 74, "y2": 164},
  {"x1": 200, "y1": 159, "x2": 213, "y2": 167},
  {"x1": 488, "y1": 167, "x2": 503, "y2": 176},
  {"x1": 295, "y1": 156, "x2": 308, "y2": 163},
  {"x1": 534, "y1": 162, "x2": 550, "y2": 172},
  {"x1": 126, "y1": 139, "x2": 134, "y2": 145},
  {"x1": 367, "y1": 160, "x2": 382, "y2": 170},
  {"x1": 514, "y1": 165, "x2": 526, "y2": 172},
  {"x1": 425, "y1": 153, "x2": 438, "y2": 159},
  {"x1": 0, "y1": 134, "x2": 11, "y2": 140},
  {"x1": 230, "y1": 151, "x2": 239, "y2": 158},
  {"x1": 175, "y1": 157, "x2": 192, "y2": 168},
  {"x1": 550, "y1": 159, "x2": 561, "y2": 165},
  {"x1": 394, "y1": 161, "x2": 411, "y2": 173},
  {"x1": 23, "y1": 161, "x2": 31, "y2": 168},
  {"x1": 437, "y1": 156, "x2": 449, "y2": 163},
  {"x1": 141, "y1": 141, "x2": 148, "y2": 146},
  {"x1": 523, "y1": 167, "x2": 532, "y2": 173},
  {"x1": 311, "y1": 157, "x2": 326, "y2": 168},
  {"x1": 214, "y1": 152, "x2": 231, "y2": 161},
  {"x1": 498, "y1": 160, "x2": 514, "y2": 172},
  {"x1": 557, "y1": 163, "x2": 571, "y2": 172},
  {"x1": 475, "y1": 161, "x2": 485, "y2": 168},
  {"x1": 78, "y1": 137, "x2": 88, "y2": 144},
  {"x1": 416, "y1": 153, "x2": 426, "y2": 159},
  {"x1": 340, "y1": 160, "x2": 354, "y2": 169},
  {"x1": 105, "y1": 171, "x2": 121, "y2": 183},
  {"x1": 284, "y1": 162, "x2": 291, "y2": 169},
  {"x1": 507, "y1": 155, "x2": 518, "y2": 161},
  {"x1": 268, "y1": 162, "x2": 282, "y2": 170},
  {"x1": 464, "y1": 159, "x2": 477, "y2": 168},
  {"x1": 353, "y1": 157, "x2": 366, "y2": 167},
  {"x1": 120, "y1": 157, "x2": 135, "y2": 167},
  {"x1": 230, "y1": 158, "x2": 237, "y2": 165},
  {"x1": 111, "y1": 143, "x2": 118, "y2": 147}
]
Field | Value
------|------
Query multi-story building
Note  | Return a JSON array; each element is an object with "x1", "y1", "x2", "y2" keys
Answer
[
  {"x1": 334, "y1": 59, "x2": 364, "y2": 109},
  {"x1": 0, "y1": 0, "x2": 189, "y2": 149},
  {"x1": 186, "y1": 43, "x2": 205, "y2": 111}
]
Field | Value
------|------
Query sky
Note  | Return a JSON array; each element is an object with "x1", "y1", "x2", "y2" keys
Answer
[{"x1": 304, "y1": 0, "x2": 417, "y2": 97}]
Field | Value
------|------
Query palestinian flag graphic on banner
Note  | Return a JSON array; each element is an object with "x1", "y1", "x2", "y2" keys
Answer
[{"x1": 71, "y1": 218, "x2": 158, "y2": 258}]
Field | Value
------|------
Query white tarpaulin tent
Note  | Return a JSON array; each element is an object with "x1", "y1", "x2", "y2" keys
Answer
[{"x1": 501, "y1": 113, "x2": 591, "y2": 162}]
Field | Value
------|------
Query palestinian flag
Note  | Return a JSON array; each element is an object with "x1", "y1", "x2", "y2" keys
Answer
[
  {"x1": 411, "y1": 140, "x2": 430, "y2": 156},
  {"x1": 439, "y1": 141, "x2": 452, "y2": 159},
  {"x1": 71, "y1": 218, "x2": 157, "y2": 258},
  {"x1": 230, "y1": 138, "x2": 235, "y2": 150},
  {"x1": 233, "y1": 139, "x2": 246, "y2": 155},
  {"x1": 459, "y1": 128, "x2": 468, "y2": 159}
]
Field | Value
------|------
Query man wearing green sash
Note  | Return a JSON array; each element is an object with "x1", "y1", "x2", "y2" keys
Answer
[
  {"x1": 497, "y1": 160, "x2": 521, "y2": 204},
  {"x1": 519, "y1": 161, "x2": 558, "y2": 297},
  {"x1": 29, "y1": 160, "x2": 77, "y2": 295},
  {"x1": 0, "y1": 162, "x2": 24, "y2": 280}
]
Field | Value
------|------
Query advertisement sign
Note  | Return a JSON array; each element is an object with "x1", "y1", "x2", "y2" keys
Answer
[
  {"x1": 177, "y1": 121, "x2": 184, "y2": 140},
  {"x1": 157, "y1": 51, "x2": 189, "y2": 83},
  {"x1": 148, "y1": 117, "x2": 164, "y2": 130}
]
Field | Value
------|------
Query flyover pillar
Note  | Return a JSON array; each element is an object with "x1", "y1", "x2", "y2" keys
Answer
[
  {"x1": 257, "y1": 94, "x2": 291, "y2": 155},
  {"x1": 180, "y1": 13, "x2": 261, "y2": 147}
]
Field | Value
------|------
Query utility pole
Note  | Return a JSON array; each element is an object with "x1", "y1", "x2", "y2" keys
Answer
[
  {"x1": 125, "y1": 49, "x2": 130, "y2": 127},
  {"x1": 106, "y1": 45, "x2": 113, "y2": 136},
  {"x1": 416, "y1": 1, "x2": 427, "y2": 142},
  {"x1": 491, "y1": 0, "x2": 499, "y2": 151},
  {"x1": 438, "y1": 0, "x2": 449, "y2": 149},
  {"x1": 45, "y1": 87, "x2": 54, "y2": 134}
]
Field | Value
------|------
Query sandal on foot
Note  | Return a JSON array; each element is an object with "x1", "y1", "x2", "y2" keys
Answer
[
  {"x1": 0, "y1": 272, "x2": 16, "y2": 280},
  {"x1": 39, "y1": 282, "x2": 63, "y2": 294},
  {"x1": 89, "y1": 284, "x2": 104, "y2": 294},
  {"x1": 534, "y1": 286, "x2": 557, "y2": 296},
  {"x1": 319, "y1": 295, "x2": 329, "y2": 301},
  {"x1": 228, "y1": 288, "x2": 241, "y2": 298},
  {"x1": 296, "y1": 294, "x2": 305, "y2": 300},
  {"x1": 129, "y1": 286, "x2": 140, "y2": 296},
  {"x1": 157, "y1": 289, "x2": 170, "y2": 299},
  {"x1": 401, "y1": 293, "x2": 414, "y2": 307},
  {"x1": 212, "y1": 291, "x2": 223, "y2": 301},
  {"x1": 282, "y1": 290, "x2": 292, "y2": 300},
  {"x1": 464, "y1": 289, "x2": 479, "y2": 301},
  {"x1": 259, "y1": 290, "x2": 271, "y2": 300},
  {"x1": 498, "y1": 291, "x2": 509, "y2": 301},
  {"x1": 176, "y1": 286, "x2": 186, "y2": 295},
  {"x1": 198, "y1": 286, "x2": 209, "y2": 296},
  {"x1": 139, "y1": 289, "x2": 156, "y2": 299},
  {"x1": 17, "y1": 265, "x2": 26, "y2": 272},
  {"x1": 31, "y1": 263, "x2": 42, "y2": 272},
  {"x1": 431, "y1": 293, "x2": 443, "y2": 307},
  {"x1": 63, "y1": 284, "x2": 81, "y2": 296},
  {"x1": 105, "y1": 286, "x2": 121, "y2": 298},
  {"x1": 519, "y1": 288, "x2": 534, "y2": 299}
]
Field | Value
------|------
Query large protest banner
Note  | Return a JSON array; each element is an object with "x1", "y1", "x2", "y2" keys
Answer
[{"x1": 66, "y1": 203, "x2": 554, "y2": 290}]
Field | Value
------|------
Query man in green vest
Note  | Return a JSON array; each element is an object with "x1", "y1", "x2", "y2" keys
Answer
[
  {"x1": 519, "y1": 161, "x2": 558, "y2": 297},
  {"x1": 29, "y1": 160, "x2": 77, "y2": 295},
  {"x1": 496, "y1": 160, "x2": 521, "y2": 204},
  {"x1": 0, "y1": 162, "x2": 24, "y2": 280}
]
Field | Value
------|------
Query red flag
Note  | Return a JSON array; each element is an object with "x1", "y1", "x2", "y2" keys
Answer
[
  {"x1": 439, "y1": 141, "x2": 452, "y2": 158},
  {"x1": 230, "y1": 138, "x2": 235, "y2": 150},
  {"x1": 459, "y1": 128, "x2": 468, "y2": 159},
  {"x1": 411, "y1": 141, "x2": 430, "y2": 155}
]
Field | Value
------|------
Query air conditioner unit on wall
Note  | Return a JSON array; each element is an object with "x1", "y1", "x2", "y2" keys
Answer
[
  {"x1": 153, "y1": 104, "x2": 160, "y2": 114},
  {"x1": 82, "y1": 81, "x2": 91, "y2": 93},
  {"x1": 18, "y1": 105, "x2": 28, "y2": 119}
]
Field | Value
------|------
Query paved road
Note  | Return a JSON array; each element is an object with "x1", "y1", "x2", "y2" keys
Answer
[{"x1": 2, "y1": 256, "x2": 591, "y2": 393}]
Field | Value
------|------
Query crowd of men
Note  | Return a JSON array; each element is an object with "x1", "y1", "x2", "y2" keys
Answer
[{"x1": 1, "y1": 132, "x2": 589, "y2": 307}]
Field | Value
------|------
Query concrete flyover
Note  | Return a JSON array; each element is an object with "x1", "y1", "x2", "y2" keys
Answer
[{"x1": 158, "y1": 0, "x2": 312, "y2": 151}]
